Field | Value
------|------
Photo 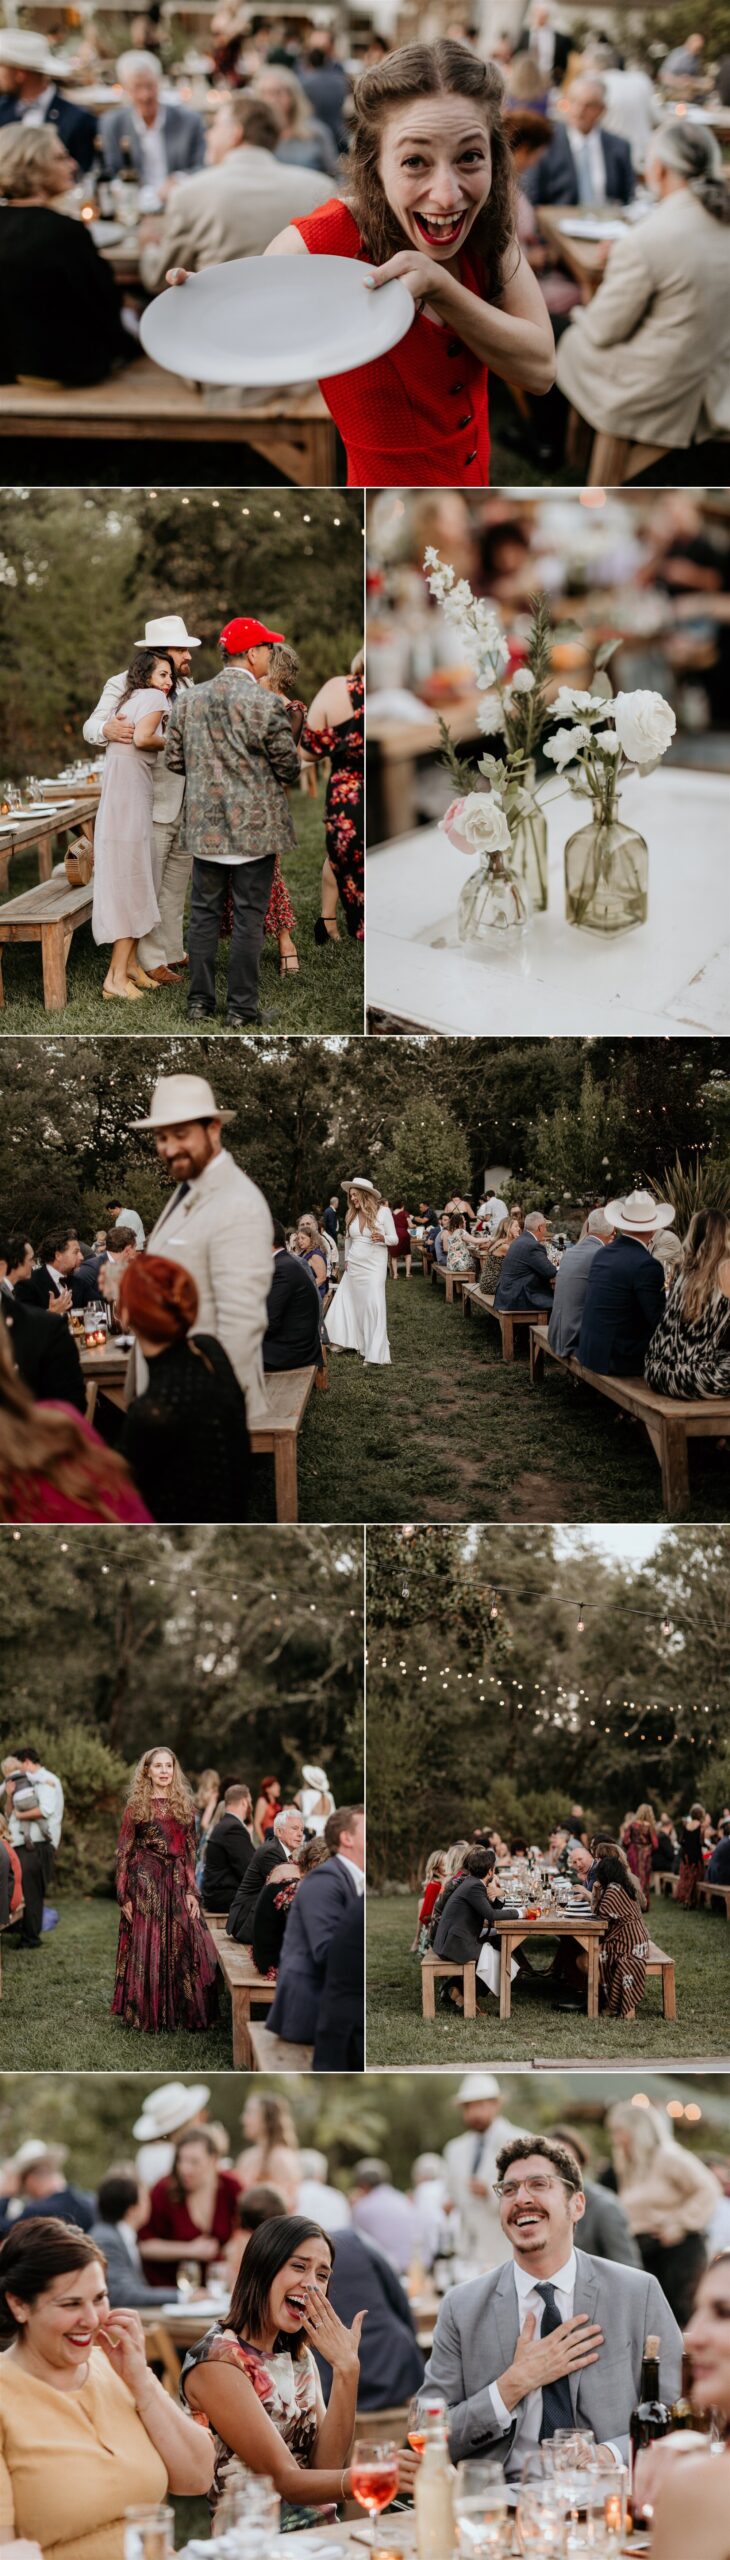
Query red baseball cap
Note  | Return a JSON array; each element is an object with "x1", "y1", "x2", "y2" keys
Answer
[{"x1": 219, "y1": 616, "x2": 285, "y2": 652}]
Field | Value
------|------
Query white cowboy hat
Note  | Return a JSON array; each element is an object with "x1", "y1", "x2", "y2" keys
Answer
[
  {"x1": 341, "y1": 1176, "x2": 380, "y2": 1194},
  {"x1": 604, "y1": 1187, "x2": 675, "y2": 1237},
  {"x1": 131, "y1": 1074, "x2": 235, "y2": 1130},
  {"x1": 0, "y1": 29, "x2": 58, "y2": 73},
  {"x1": 135, "y1": 616, "x2": 201, "y2": 649},
  {"x1": 455, "y1": 2072, "x2": 502, "y2": 2105},
  {"x1": 132, "y1": 2082, "x2": 210, "y2": 2141},
  {"x1": 301, "y1": 1764, "x2": 330, "y2": 1789}
]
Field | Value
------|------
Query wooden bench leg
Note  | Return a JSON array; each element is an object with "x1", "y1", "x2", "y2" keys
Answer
[
  {"x1": 0, "y1": 947, "x2": 5, "y2": 1009},
  {"x1": 500, "y1": 1936, "x2": 513, "y2": 2021},
  {"x1": 37, "y1": 830, "x2": 54, "y2": 884},
  {"x1": 230, "y1": 1991, "x2": 255, "y2": 2069},
  {"x1": 41, "y1": 920, "x2": 69, "y2": 1010},
  {"x1": 445, "y1": 1274, "x2": 454, "y2": 1304},
  {"x1": 662, "y1": 1963, "x2": 677, "y2": 2022},
  {"x1": 659, "y1": 1422, "x2": 690, "y2": 1517},
  {"x1": 273, "y1": 1435, "x2": 298, "y2": 1522},
  {"x1": 462, "y1": 1964, "x2": 477, "y2": 2019},
  {"x1": 502, "y1": 1317, "x2": 515, "y2": 1362},
  {"x1": 589, "y1": 431, "x2": 632, "y2": 487},
  {"x1": 0, "y1": 851, "x2": 10, "y2": 897},
  {"x1": 529, "y1": 1327, "x2": 544, "y2": 1383},
  {"x1": 463, "y1": 1290, "x2": 472, "y2": 1318},
  {"x1": 422, "y1": 1966, "x2": 436, "y2": 2020},
  {"x1": 566, "y1": 405, "x2": 593, "y2": 475}
]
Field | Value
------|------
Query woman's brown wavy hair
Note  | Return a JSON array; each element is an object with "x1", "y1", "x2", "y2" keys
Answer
[{"x1": 346, "y1": 41, "x2": 516, "y2": 295}]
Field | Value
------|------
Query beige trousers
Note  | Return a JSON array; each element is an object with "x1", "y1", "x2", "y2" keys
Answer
[{"x1": 138, "y1": 820, "x2": 192, "y2": 969}]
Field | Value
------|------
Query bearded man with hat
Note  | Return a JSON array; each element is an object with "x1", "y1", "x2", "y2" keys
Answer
[
  {"x1": 130, "y1": 1071, "x2": 273, "y2": 1423},
  {"x1": 163, "y1": 615, "x2": 301, "y2": 1026},
  {"x1": 0, "y1": 28, "x2": 97, "y2": 170},
  {"x1": 84, "y1": 613, "x2": 200, "y2": 984},
  {"x1": 578, "y1": 1188, "x2": 674, "y2": 1377},
  {"x1": 443, "y1": 2075, "x2": 530, "y2": 2271}
]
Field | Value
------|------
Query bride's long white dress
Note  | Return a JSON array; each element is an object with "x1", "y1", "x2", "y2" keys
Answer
[{"x1": 325, "y1": 1208, "x2": 398, "y2": 1365}]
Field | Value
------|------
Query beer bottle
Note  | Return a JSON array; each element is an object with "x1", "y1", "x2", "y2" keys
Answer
[{"x1": 630, "y1": 2336, "x2": 672, "y2": 2529}]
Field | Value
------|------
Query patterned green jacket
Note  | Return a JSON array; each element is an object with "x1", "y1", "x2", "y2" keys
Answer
[{"x1": 164, "y1": 661, "x2": 301, "y2": 862}]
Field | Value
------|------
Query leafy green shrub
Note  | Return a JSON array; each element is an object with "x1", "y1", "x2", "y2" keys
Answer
[
  {"x1": 652, "y1": 1151, "x2": 730, "y2": 1239},
  {"x1": 378, "y1": 1096, "x2": 472, "y2": 1209}
]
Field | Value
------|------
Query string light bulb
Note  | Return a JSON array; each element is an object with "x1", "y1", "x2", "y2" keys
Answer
[{"x1": 576, "y1": 1601, "x2": 585, "y2": 1633}]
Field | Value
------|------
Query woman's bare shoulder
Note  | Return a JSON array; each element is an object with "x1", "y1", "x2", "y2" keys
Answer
[
  {"x1": 264, "y1": 225, "x2": 309, "y2": 259},
  {"x1": 653, "y1": 2452, "x2": 728, "y2": 2558}
]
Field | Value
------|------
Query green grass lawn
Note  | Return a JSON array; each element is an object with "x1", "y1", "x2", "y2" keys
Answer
[
  {"x1": 366, "y1": 1891, "x2": 730, "y2": 2067},
  {"x1": 0, "y1": 1895, "x2": 234, "y2": 2072},
  {"x1": 0, "y1": 790, "x2": 362, "y2": 1035},
  {"x1": 246, "y1": 1271, "x2": 730, "y2": 1523}
]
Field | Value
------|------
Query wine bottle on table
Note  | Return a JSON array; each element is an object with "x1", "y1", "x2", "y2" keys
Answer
[
  {"x1": 669, "y1": 2352, "x2": 695, "y2": 2431},
  {"x1": 630, "y1": 2335, "x2": 672, "y2": 2530}
]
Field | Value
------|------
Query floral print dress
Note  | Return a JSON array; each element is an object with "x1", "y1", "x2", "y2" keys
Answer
[
  {"x1": 302, "y1": 674, "x2": 364, "y2": 940},
  {"x1": 111, "y1": 1805, "x2": 218, "y2": 2033},
  {"x1": 180, "y1": 2326, "x2": 332, "y2": 2526}
]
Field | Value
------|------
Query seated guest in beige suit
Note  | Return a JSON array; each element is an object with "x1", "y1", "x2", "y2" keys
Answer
[
  {"x1": 130, "y1": 1072, "x2": 273, "y2": 1426},
  {"x1": 557, "y1": 117, "x2": 730, "y2": 455},
  {"x1": 139, "y1": 91, "x2": 331, "y2": 290}
]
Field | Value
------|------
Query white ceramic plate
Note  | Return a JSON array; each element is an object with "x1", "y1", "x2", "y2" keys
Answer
[{"x1": 140, "y1": 253, "x2": 414, "y2": 386}]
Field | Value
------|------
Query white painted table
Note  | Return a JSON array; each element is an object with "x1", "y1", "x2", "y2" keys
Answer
[{"x1": 366, "y1": 767, "x2": 730, "y2": 1036}]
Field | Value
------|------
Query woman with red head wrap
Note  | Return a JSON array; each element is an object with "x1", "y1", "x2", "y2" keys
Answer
[{"x1": 118, "y1": 1252, "x2": 251, "y2": 1521}]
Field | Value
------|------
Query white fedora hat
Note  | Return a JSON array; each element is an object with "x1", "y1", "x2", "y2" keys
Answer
[
  {"x1": 131, "y1": 1073, "x2": 235, "y2": 1130},
  {"x1": 0, "y1": 29, "x2": 58, "y2": 72},
  {"x1": 455, "y1": 2072, "x2": 502, "y2": 2105},
  {"x1": 132, "y1": 2081, "x2": 210, "y2": 2141},
  {"x1": 341, "y1": 1176, "x2": 379, "y2": 1194},
  {"x1": 302, "y1": 1764, "x2": 330, "y2": 1789},
  {"x1": 604, "y1": 1187, "x2": 675, "y2": 1237},
  {"x1": 135, "y1": 615, "x2": 201, "y2": 649}
]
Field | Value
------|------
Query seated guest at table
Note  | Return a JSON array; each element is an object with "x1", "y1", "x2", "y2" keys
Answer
[
  {"x1": 556, "y1": 119, "x2": 730, "y2": 459},
  {"x1": 313, "y1": 2220, "x2": 425, "y2": 2406},
  {"x1": 504, "y1": 52, "x2": 551, "y2": 114},
  {"x1": 642, "y1": 2252, "x2": 730, "y2": 2560},
  {"x1": 224, "y1": 2183, "x2": 289, "y2": 2288},
  {"x1": 119, "y1": 1253, "x2": 251, "y2": 1524},
  {"x1": 101, "y1": 49, "x2": 205, "y2": 187},
  {"x1": 2, "y1": 2141, "x2": 94, "y2": 2234},
  {"x1": 294, "y1": 1220, "x2": 329, "y2": 1299},
  {"x1": 228, "y1": 1805, "x2": 305, "y2": 1943},
  {"x1": 0, "y1": 126, "x2": 132, "y2": 389},
  {"x1": 708, "y1": 1820, "x2": 730, "y2": 1885},
  {"x1": 73, "y1": 1226, "x2": 137, "y2": 1311},
  {"x1": 545, "y1": 2127, "x2": 642, "y2": 2267},
  {"x1": 645, "y1": 1210, "x2": 730, "y2": 1399},
  {"x1": 476, "y1": 1212, "x2": 523, "y2": 1297},
  {"x1": 139, "y1": 89, "x2": 330, "y2": 289},
  {"x1": 446, "y1": 1213, "x2": 480, "y2": 1277},
  {"x1": 255, "y1": 64, "x2": 340, "y2": 175},
  {"x1": 254, "y1": 1777, "x2": 282, "y2": 1841},
  {"x1": 431, "y1": 1844, "x2": 517, "y2": 2010},
  {"x1": 660, "y1": 29, "x2": 705, "y2": 86},
  {"x1": 0, "y1": 1240, "x2": 85, "y2": 1416},
  {"x1": 593, "y1": 1850, "x2": 650, "y2": 2020},
  {"x1": 89, "y1": 2169, "x2": 164, "y2": 2308},
  {"x1": 521, "y1": 74, "x2": 635, "y2": 207},
  {"x1": 15, "y1": 1230, "x2": 79, "y2": 1314},
  {"x1": 112, "y1": 1744, "x2": 219, "y2": 2036},
  {"x1": 425, "y1": 2131, "x2": 682, "y2": 2476},
  {"x1": 180, "y1": 2213, "x2": 398, "y2": 2526},
  {"x1": 578, "y1": 1190, "x2": 672, "y2": 1376},
  {"x1": 138, "y1": 2126, "x2": 241, "y2": 2288},
  {"x1": 252, "y1": 1834, "x2": 328, "y2": 1977},
  {"x1": 433, "y1": 1214, "x2": 452, "y2": 1267},
  {"x1": 0, "y1": 2219, "x2": 213, "y2": 2552},
  {"x1": 503, "y1": 107, "x2": 581, "y2": 312},
  {"x1": 202, "y1": 1782, "x2": 255, "y2": 1913},
  {"x1": 0, "y1": 27, "x2": 98, "y2": 172},
  {"x1": 548, "y1": 1211, "x2": 614, "y2": 1357},
  {"x1": 313, "y1": 1892, "x2": 364, "y2": 2071},
  {"x1": 0, "y1": 1317, "x2": 151, "y2": 1523},
  {"x1": 494, "y1": 1209, "x2": 557, "y2": 1315},
  {"x1": 267, "y1": 1806, "x2": 365, "y2": 2048}
]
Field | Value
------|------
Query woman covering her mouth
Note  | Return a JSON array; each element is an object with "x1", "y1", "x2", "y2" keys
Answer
[{"x1": 264, "y1": 39, "x2": 556, "y2": 487}]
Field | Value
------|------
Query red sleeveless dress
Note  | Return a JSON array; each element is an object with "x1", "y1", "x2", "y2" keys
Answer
[{"x1": 292, "y1": 198, "x2": 491, "y2": 489}]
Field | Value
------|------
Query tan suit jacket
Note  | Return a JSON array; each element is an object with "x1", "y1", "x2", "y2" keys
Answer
[
  {"x1": 556, "y1": 188, "x2": 730, "y2": 445},
  {"x1": 137, "y1": 1148, "x2": 273, "y2": 1424},
  {"x1": 139, "y1": 144, "x2": 332, "y2": 291}
]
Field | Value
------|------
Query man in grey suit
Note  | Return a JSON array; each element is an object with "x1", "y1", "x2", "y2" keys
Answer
[
  {"x1": 548, "y1": 1211, "x2": 614, "y2": 1358},
  {"x1": 101, "y1": 50, "x2": 205, "y2": 186},
  {"x1": 426, "y1": 2134, "x2": 682, "y2": 2478},
  {"x1": 89, "y1": 2169, "x2": 161, "y2": 2307}
]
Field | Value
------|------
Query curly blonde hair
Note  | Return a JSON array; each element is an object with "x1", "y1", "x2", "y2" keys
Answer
[
  {"x1": 346, "y1": 1185, "x2": 382, "y2": 1235},
  {"x1": 126, "y1": 1748, "x2": 195, "y2": 1826}
]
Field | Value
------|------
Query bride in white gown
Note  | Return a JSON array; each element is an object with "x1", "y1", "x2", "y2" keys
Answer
[{"x1": 325, "y1": 1178, "x2": 398, "y2": 1366}]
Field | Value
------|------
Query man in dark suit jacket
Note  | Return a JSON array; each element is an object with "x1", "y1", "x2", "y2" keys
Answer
[
  {"x1": 494, "y1": 1214, "x2": 557, "y2": 1314},
  {"x1": 72, "y1": 1227, "x2": 137, "y2": 1311},
  {"x1": 0, "y1": 1240, "x2": 85, "y2": 1414},
  {"x1": 313, "y1": 1892, "x2": 364, "y2": 2072},
  {"x1": 522, "y1": 76, "x2": 635, "y2": 206},
  {"x1": 202, "y1": 1786, "x2": 254, "y2": 1913},
  {"x1": 263, "y1": 1224, "x2": 322, "y2": 1372},
  {"x1": 15, "y1": 1229, "x2": 80, "y2": 1314},
  {"x1": 227, "y1": 1804, "x2": 305, "y2": 1942},
  {"x1": 578, "y1": 1192, "x2": 671, "y2": 1376},
  {"x1": 267, "y1": 1805, "x2": 364, "y2": 2047},
  {"x1": 313, "y1": 2227, "x2": 425, "y2": 2409},
  {"x1": 708, "y1": 1825, "x2": 730, "y2": 1885},
  {"x1": 514, "y1": 8, "x2": 573, "y2": 82},
  {"x1": 0, "y1": 32, "x2": 98, "y2": 172},
  {"x1": 89, "y1": 2171, "x2": 162, "y2": 2307}
]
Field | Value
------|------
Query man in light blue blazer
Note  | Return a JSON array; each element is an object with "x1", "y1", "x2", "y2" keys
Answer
[
  {"x1": 426, "y1": 2133, "x2": 682, "y2": 2479},
  {"x1": 101, "y1": 50, "x2": 205, "y2": 186}
]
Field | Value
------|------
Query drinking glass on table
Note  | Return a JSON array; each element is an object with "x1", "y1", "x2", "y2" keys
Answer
[
  {"x1": 350, "y1": 2440, "x2": 399, "y2": 2545},
  {"x1": 515, "y1": 2479, "x2": 568, "y2": 2557},
  {"x1": 124, "y1": 2505, "x2": 174, "y2": 2560},
  {"x1": 83, "y1": 1299, "x2": 108, "y2": 1351},
  {"x1": 176, "y1": 2257, "x2": 203, "y2": 2299},
  {"x1": 454, "y1": 2464, "x2": 512, "y2": 2559},
  {"x1": 406, "y1": 2388, "x2": 448, "y2": 2454}
]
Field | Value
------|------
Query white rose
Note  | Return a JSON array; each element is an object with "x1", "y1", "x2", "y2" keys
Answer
[
  {"x1": 460, "y1": 791, "x2": 512, "y2": 856},
  {"x1": 594, "y1": 729, "x2": 621, "y2": 754},
  {"x1": 612, "y1": 689, "x2": 676, "y2": 771},
  {"x1": 544, "y1": 724, "x2": 591, "y2": 770},
  {"x1": 551, "y1": 686, "x2": 604, "y2": 721},
  {"x1": 477, "y1": 690, "x2": 506, "y2": 733},
  {"x1": 510, "y1": 668, "x2": 536, "y2": 695}
]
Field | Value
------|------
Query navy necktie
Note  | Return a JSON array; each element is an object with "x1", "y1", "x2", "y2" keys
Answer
[
  {"x1": 536, "y1": 2281, "x2": 575, "y2": 2438},
  {"x1": 155, "y1": 1179, "x2": 190, "y2": 1232}
]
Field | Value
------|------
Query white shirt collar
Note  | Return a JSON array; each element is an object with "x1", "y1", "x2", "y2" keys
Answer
[
  {"x1": 513, "y1": 2248, "x2": 578, "y2": 2309},
  {"x1": 337, "y1": 1852, "x2": 365, "y2": 1896}
]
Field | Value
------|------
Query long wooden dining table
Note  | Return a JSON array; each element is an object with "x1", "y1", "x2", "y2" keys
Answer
[{"x1": 492, "y1": 1909, "x2": 606, "y2": 2021}]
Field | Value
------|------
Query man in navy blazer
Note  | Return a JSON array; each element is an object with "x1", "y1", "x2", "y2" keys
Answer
[
  {"x1": 522, "y1": 75, "x2": 635, "y2": 206},
  {"x1": 267, "y1": 1805, "x2": 364, "y2": 2048},
  {"x1": 263, "y1": 1223, "x2": 322, "y2": 1373},
  {"x1": 494, "y1": 1214, "x2": 557, "y2": 1315},
  {"x1": 0, "y1": 31, "x2": 97, "y2": 172},
  {"x1": 578, "y1": 1189, "x2": 673, "y2": 1376},
  {"x1": 101, "y1": 51, "x2": 205, "y2": 184}
]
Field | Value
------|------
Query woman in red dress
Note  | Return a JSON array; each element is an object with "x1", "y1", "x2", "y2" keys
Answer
[
  {"x1": 112, "y1": 1746, "x2": 219, "y2": 2035},
  {"x1": 301, "y1": 661, "x2": 364, "y2": 941},
  {"x1": 264, "y1": 41, "x2": 555, "y2": 487},
  {"x1": 139, "y1": 2126, "x2": 242, "y2": 2289}
]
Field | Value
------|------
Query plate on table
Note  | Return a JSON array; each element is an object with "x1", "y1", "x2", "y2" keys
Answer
[
  {"x1": 558, "y1": 217, "x2": 627, "y2": 241},
  {"x1": 140, "y1": 253, "x2": 415, "y2": 386},
  {"x1": 90, "y1": 218, "x2": 125, "y2": 247}
]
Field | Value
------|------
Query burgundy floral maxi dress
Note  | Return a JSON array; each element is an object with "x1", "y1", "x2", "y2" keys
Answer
[
  {"x1": 112, "y1": 1805, "x2": 218, "y2": 2033},
  {"x1": 302, "y1": 673, "x2": 364, "y2": 940}
]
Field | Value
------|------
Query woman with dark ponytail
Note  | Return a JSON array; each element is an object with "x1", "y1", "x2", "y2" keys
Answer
[{"x1": 557, "y1": 115, "x2": 730, "y2": 455}]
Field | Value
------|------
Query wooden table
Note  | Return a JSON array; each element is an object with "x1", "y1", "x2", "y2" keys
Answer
[
  {"x1": 367, "y1": 691, "x2": 484, "y2": 840},
  {"x1": 536, "y1": 203, "x2": 637, "y2": 295},
  {"x1": 80, "y1": 1340, "x2": 130, "y2": 1418},
  {"x1": 492, "y1": 1909, "x2": 605, "y2": 2021},
  {"x1": 0, "y1": 794, "x2": 99, "y2": 898}
]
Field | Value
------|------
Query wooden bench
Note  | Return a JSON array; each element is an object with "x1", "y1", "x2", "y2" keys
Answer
[
  {"x1": 464, "y1": 1284, "x2": 549, "y2": 1362},
  {"x1": 206, "y1": 1916, "x2": 276, "y2": 2067},
  {"x1": 0, "y1": 794, "x2": 98, "y2": 898},
  {"x1": 529, "y1": 1327, "x2": 730, "y2": 1517},
  {"x1": 651, "y1": 1872, "x2": 680, "y2": 1898},
  {"x1": 250, "y1": 1361, "x2": 318, "y2": 1521},
  {"x1": 565, "y1": 405, "x2": 670, "y2": 489},
  {"x1": 645, "y1": 1938, "x2": 676, "y2": 2019},
  {"x1": 421, "y1": 1954, "x2": 477, "y2": 2019},
  {"x1": 0, "y1": 863, "x2": 93, "y2": 1009},
  {"x1": 248, "y1": 2021, "x2": 314, "y2": 2071},
  {"x1": 698, "y1": 1880, "x2": 730, "y2": 1919},
  {"x1": 430, "y1": 1263, "x2": 467, "y2": 1306},
  {"x1": 0, "y1": 357, "x2": 337, "y2": 486}
]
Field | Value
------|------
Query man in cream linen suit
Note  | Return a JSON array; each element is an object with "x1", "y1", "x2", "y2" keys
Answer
[
  {"x1": 426, "y1": 2133, "x2": 682, "y2": 2479},
  {"x1": 130, "y1": 1072, "x2": 272, "y2": 1425},
  {"x1": 443, "y1": 2074, "x2": 531, "y2": 2271},
  {"x1": 139, "y1": 90, "x2": 330, "y2": 293}
]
